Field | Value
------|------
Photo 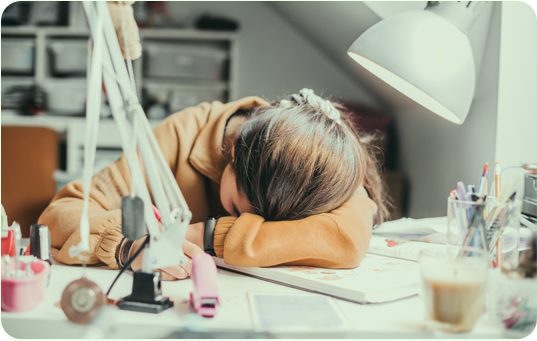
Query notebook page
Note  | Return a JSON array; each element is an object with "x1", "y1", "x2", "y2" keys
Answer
[{"x1": 214, "y1": 253, "x2": 420, "y2": 304}]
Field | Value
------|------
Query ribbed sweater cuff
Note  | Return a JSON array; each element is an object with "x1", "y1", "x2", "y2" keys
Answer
[
  {"x1": 213, "y1": 216, "x2": 236, "y2": 258},
  {"x1": 94, "y1": 219, "x2": 123, "y2": 270}
]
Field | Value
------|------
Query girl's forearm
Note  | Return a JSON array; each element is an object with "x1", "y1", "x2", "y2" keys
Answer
[{"x1": 185, "y1": 222, "x2": 205, "y2": 250}]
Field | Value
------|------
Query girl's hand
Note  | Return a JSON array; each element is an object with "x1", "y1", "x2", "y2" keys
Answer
[
  {"x1": 129, "y1": 236, "x2": 205, "y2": 281},
  {"x1": 159, "y1": 240, "x2": 205, "y2": 280}
]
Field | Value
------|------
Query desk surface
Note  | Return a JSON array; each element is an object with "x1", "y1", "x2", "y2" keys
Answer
[{"x1": 2, "y1": 257, "x2": 511, "y2": 339}]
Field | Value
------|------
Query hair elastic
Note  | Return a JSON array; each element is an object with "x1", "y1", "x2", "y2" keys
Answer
[{"x1": 280, "y1": 88, "x2": 341, "y2": 124}]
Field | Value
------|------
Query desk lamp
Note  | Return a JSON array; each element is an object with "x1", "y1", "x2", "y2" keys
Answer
[
  {"x1": 348, "y1": 1, "x2": 488, "y2": 124},
  {"x1": 60, "y1": 1, "x2": 191, "y2": 323}
]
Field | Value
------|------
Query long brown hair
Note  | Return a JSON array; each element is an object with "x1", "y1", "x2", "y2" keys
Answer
[{"x1": 227, "y1": 90, "x2": 390, "y2": 224}]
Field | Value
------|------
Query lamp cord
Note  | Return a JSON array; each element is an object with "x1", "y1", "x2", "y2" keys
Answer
[{"x1": 106, "y1": 236, "x2": 149, "y2": 297}]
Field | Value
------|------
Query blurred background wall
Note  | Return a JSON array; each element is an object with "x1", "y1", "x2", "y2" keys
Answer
[{"x1": 2, "y1": 1, "x2": 536, "y2": 234}]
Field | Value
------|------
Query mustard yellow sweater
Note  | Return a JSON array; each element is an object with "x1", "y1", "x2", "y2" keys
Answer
[{"x1": 38, "y1": 97, "x2": 377, "y2": 269}]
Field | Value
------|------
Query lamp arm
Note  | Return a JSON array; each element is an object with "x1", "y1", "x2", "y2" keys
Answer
[
  {"x1": 75, "y1": 1, "x2": 191, "y2": 271},
  {"x1": 69, "y1": 9, "x2": 104, "y2": 259},
  {"x1": 426, "y1": 1, "x2": 488, "y2": 33}
]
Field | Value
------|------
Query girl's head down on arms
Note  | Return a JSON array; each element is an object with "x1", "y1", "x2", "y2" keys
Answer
[{"x1": 220, "y1": 89, "x2": 390, "y2": 225}]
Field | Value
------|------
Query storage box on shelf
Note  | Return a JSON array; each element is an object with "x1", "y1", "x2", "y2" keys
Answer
[
  {"x1": 1, "y1": 38, "x2": 35, "y2": 75},
  {"x1": 137, "y1": 29, "x2": 237, "y2": 117},
  {"x1": 47, "y1": 39, "x2": 89, "y2": 77},
  {"x1": 144, "y1": 81, "x2": 228, "y2": 116},
  {"x1": 144, "y1": 41, "x2": 229, "y2": 80},
  {"x1": 41, "y1": 79, "x2": 87, "y2": 115},
  {"x1": 168, "y1": 83, "x2": 227, "y2": 113},
  {"x1": 43, "y1": 34, "x2": 91, "y2": 116}
]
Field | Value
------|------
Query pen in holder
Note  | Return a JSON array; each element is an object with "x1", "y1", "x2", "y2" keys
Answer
[
  {"x1": 448, "y1": 197, "x2": 521, "y2": 270},
  {"x1": 448, "y1": 197, "x2": 491, "y2": 250}
]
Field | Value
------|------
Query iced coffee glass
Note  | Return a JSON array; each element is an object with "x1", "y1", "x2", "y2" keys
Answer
[{"x1": 419, "y1": 246, "x2": 489, "y2": 333}]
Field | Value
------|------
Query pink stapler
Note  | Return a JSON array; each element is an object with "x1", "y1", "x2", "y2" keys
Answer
[{"x1": 190, "y1": 253, "x2": 219, "y2": 318}]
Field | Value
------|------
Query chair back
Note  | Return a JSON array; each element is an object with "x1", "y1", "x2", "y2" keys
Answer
[{"x1": 1, "y1": 126, "x2": 58, "y2": 237}]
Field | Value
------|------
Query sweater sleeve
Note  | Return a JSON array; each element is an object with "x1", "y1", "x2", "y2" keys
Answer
[
  {"x1": 212, "y1": 187, "x2": 377, "y2": 269},
  {"x1": 38, "y1": 103, "x2": 213, "y2": 269},
  {"x1": 38, "y1": 163, "x2": 128, "y2": 269}
]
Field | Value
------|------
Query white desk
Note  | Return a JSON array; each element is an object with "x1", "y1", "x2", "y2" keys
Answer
[{"x1": 1, "y1": 258, "x2": 511, "y2": 339}]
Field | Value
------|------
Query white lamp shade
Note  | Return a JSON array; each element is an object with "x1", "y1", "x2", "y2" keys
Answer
[{"x1": 348, "y1": 10, "x2": 475, "y2": 124}]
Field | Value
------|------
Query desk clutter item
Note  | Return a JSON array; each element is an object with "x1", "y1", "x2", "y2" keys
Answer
[
  {"x1": 1, "y1": 209, "x2": 15, "y2": 257},
  {"x1": 447, "y1": 163, "x2": 520, "y2": 269},
  {"x1": 61, "y1": 278, "x2": 107, "y2": 324},
  {"x1": 0, "y1": 239, "x2": 11, "y2": 257},
  {"x1": 514, "y1": 230, "x2": 537, "y2": 279},
  {"x1": 489, "y1": 268, "x2": 537, "y2": 336},
  {"x1": 25, "y1": 224, "x2": 51, "y2": 264},
  {"x1": 522, "y1": 171, "x2": 537, "y2": 221},
  {"x1": 494, "y1": 229, "x2": 537, "y2": 334},
  {"x1": 190, "y1": 253, "x2": 220, "y2": 318},
  {"x1": 1, "y1": 255, "x2": 50, "y2": 312}
]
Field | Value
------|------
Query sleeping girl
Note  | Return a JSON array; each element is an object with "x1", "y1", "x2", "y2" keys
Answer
[{"x1": 39, "y1": 88, "x2": 390, "y2": 280}]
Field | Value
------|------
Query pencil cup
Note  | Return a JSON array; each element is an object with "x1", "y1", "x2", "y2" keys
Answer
[
  {"x1": 419, "y1": 245, "x2": 489, "y2": 333},
  {"x1": 447, "y1": 197, "x2": 521, "y2": 271}
]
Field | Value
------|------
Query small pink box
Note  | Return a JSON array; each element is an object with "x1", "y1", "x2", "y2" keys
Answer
[{"x1": 2, "y1": 257, "x2": 50, "y2": 312}]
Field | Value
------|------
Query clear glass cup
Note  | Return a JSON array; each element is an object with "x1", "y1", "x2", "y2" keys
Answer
[
  {"x1": 419, "y1": 245, "x2": 489, "y2": 333},
  {"x1": 488, "y1": 270, "x2": 537, "y2": 337},
  {"x1": 447, "y1": 197, "x2": 521, "y2": 271}
]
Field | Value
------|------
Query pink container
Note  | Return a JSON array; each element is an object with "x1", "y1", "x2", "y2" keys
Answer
[{"x1": 1, "y1": 257, "x2": 50, "y2": 312}]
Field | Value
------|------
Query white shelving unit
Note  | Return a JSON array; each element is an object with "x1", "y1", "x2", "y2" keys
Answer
[
  {"x1": 1, "y1": 111, "x2": 161, "y2": 177},
  {"x1": 1, "y1": 4, "x2": 238, "y2": 177}
]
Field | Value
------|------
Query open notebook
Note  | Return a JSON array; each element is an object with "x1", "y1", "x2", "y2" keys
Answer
[
  {"x1": 213, "y1": 253, "x2": 420, "y2": 304},
  {"x1": 214, "y1": 218, "x2": 457, "y2": 304}
]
